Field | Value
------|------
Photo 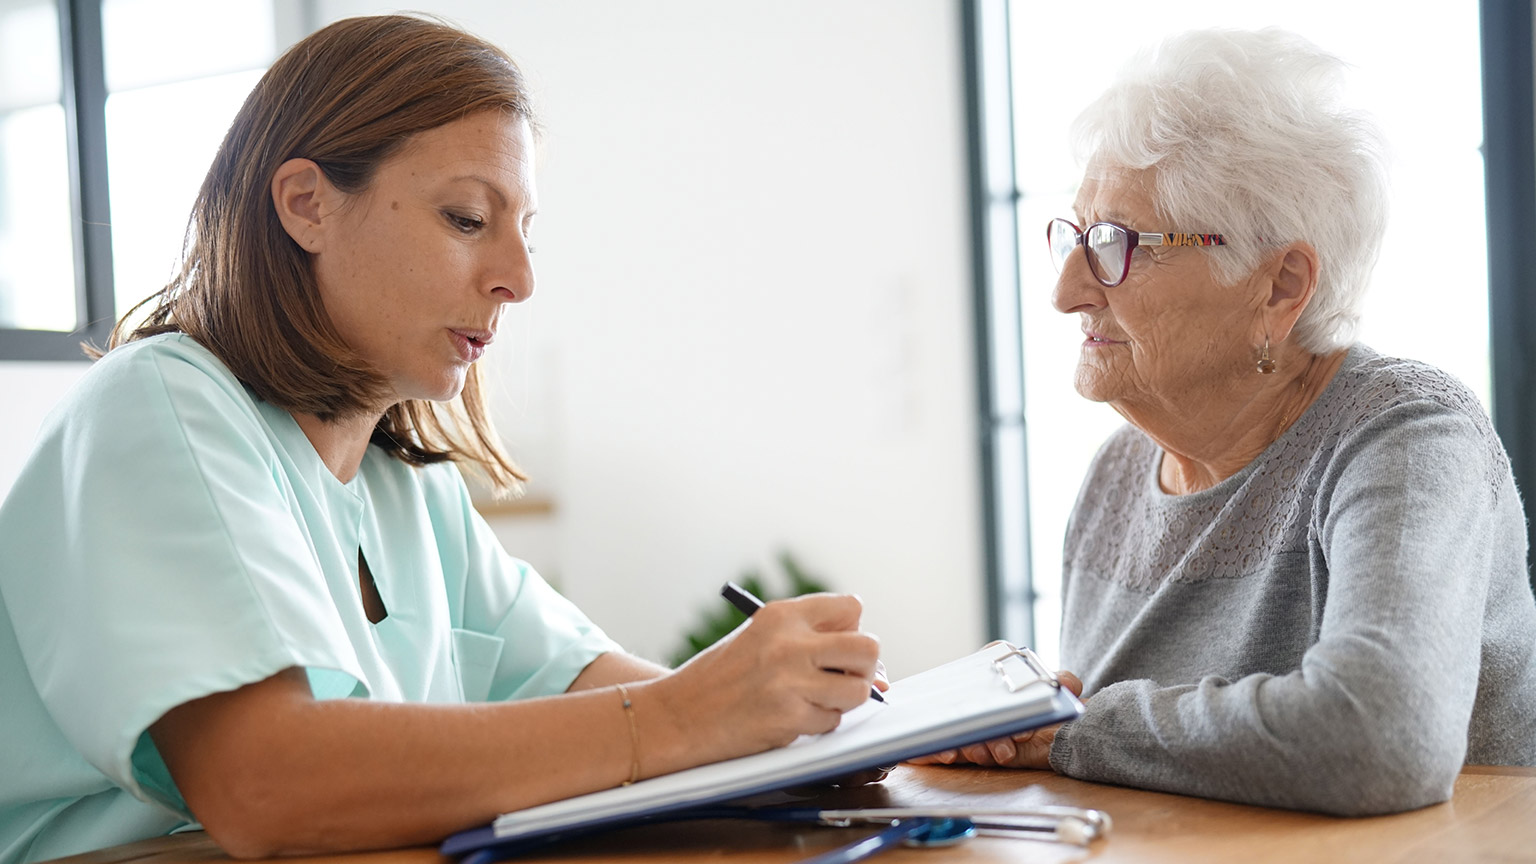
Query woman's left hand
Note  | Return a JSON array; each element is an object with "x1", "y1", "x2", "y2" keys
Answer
[{"x1": 906, "y1": 670, "x2": 1082, "y2": 769}]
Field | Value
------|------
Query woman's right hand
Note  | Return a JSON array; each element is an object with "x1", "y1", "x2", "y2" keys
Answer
[{"x1": 642, "y1": 593, "x2": 881, "y2": 768}]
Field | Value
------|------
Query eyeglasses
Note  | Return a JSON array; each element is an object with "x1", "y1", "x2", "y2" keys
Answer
[{"x1": 1047, "y1": 218, "x2": 1227, "y2": 288}]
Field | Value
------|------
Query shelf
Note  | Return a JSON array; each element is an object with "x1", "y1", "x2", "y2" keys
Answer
[{"x1": 473, "y1": 496, "x2": 556, "y2": 518}]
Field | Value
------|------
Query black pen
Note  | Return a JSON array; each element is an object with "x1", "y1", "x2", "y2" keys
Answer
[{"x1": 720, "y1": 581, "x2": 886, "y2": 703}]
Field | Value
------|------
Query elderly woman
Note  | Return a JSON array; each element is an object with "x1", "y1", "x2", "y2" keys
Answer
[
  {"x1": 918, "y1": 28, "x2": 1536, "y2": 815},
  {"x1": 0, "y1": 16, "x2": 882, "y2": 864}
]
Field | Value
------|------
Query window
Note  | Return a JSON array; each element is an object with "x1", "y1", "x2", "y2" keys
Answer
[
  {"x1": 0, "y1": 0, "x2": 103, "y2": 358},
  {"x1": 0, "y1": 0, "x2": 297, "y2": 361},
  {"x1": 967, "y1": 0, "x2": 1533, "y2": 664},
  {"x1": 0, "y1": 0, "x2": 75, "y2": 334}
]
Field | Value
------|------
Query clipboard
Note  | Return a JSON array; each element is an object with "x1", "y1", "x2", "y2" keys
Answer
[{"x1": 441, "y1": 642, "x2": 1082, "y2": 859}]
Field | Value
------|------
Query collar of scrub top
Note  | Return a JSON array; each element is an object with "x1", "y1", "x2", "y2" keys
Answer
[{"x1": 455, "y1": 804, "x2": 1110, "y2": 864}]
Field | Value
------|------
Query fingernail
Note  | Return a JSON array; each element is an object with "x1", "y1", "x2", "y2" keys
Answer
[{"x1": 997, "y1": 741, "x2": 1015, "y2": 761}]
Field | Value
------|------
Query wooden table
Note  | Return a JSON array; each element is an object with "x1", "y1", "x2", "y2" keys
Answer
[{"x1": 44, "y1": 765, "x2": 1536, "y2": 864}]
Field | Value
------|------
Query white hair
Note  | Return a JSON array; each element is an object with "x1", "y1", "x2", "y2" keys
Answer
[{"x1": 1072, "y1": 28, "x2": 1390, "y2": 353}]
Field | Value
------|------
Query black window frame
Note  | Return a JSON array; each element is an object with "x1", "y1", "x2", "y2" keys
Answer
[
  {"x1": 0, "y1": 0, "x2": 313, "y2": 362},
  {"x1": 964, "y1": 0, "x2": 1536, "y2": 642},
  {"x1": 962, "y1": 0, "x2": 1033, "y2": 647},
  {"x1": 0, "y1": 0, "x2": 115, "y2": 361},
  {"x1": 1481, "y1": 0, "x2": 1536, "y2": 591}
]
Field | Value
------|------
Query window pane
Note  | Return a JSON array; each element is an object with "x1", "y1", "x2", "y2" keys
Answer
[
  {"x1": 1009, "y1": 2, "x2": 1488, "y2": 667},
  {"x1": 102, "y1": 0, "x2": 273, "y2": 91},
  {"x1": 102, "y1": 0, "x2": 274, "y2": 321},
  {"x1": 105, "y1": 70, "x2": 264, "y2": 318},
  {"x1": 0, "y1": 0, "x2": 59, "y2": 108},
  {"x1": 0, "y1": 0, "x2": 76, "y2": 332}
]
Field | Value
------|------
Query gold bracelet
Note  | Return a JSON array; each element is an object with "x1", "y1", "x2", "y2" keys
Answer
[{"x1": 614, "y1": 682, "x2": 640, "y2": 786}]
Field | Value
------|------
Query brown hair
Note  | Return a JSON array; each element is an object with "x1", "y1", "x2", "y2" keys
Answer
[{"x1": 101, "y1": 14, "x2": 532, "y2": 493}]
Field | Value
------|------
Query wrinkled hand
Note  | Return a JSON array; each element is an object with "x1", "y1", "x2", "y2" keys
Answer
[
  {"x1": 658, "y1": 594, "x2": 881, "y2": 765},
  {"x1": 906, "y1": 670, "x2": 1083, "y2": 769}
]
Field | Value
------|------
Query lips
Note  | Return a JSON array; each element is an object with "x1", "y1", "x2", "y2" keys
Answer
[
  {"x1": 450, "y1": 327, "x2": 495, "y2": 346},
  {"x1": 1082, "y1": 330, "x2": 1126, "y2": 345},
  {"x1": 448, "y1": 328, "x2": 495, "y2": 363}
]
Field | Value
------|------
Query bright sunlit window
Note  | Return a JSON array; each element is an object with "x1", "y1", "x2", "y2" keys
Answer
[
  {"x1": 0, "y1": 0, "x2": 277, "y2": 354},
  {"x1": 1010, "y1": 3, "x2": 1488, "y2": 668},
  {"x1": 0, "y1": 0, "x2": 75, "y2": 332},
  {"x1": 103, "y1": 0, "x2": 275, "y2": 320},
  {"x1": 0, "y1": 0, "x2": 278, "y2": 358}
]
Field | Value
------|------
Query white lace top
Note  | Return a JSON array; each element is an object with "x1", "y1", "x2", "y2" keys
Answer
[{"x1": 1049, "y1": 345, "x2": 1536, "y2": 815}]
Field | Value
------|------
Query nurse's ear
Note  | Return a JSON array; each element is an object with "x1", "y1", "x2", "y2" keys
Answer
[{"x1": 271, "y1": 158, "x2": 344, "y2": 254}]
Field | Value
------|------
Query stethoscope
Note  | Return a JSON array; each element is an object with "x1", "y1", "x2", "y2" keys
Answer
[
  {"x1": 666, "y1": 804, "x2": 1113, "y2": 864},
  {"x1": 458, "y1": 803, "x2": 1110, "y2": 864}
]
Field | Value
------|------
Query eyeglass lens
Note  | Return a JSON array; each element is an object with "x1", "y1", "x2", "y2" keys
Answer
[
  {"x1": 1085, "y1": 223, "x2": 1129, "y2": 285},
  {"x1": 1048, "y1": 219, "x2": 1078, "y2": 272},
  {"x1": 1047, "y1": 219, "x2": 1130, "y2": 287}
]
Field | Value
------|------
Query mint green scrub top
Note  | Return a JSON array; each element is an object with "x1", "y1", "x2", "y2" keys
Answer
[{"x1": 0, "y1": 334, "x2": 621, "y2": 864}]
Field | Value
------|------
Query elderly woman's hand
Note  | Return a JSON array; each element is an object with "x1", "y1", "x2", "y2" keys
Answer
[{"x1": 906, "y1": 670, "x2": 1083, "y2": 769}]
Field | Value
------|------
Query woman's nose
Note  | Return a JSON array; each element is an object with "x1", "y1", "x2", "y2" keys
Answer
[
  {"x1": 492, "y1": 242, "x2": 535, "y2": 304},
  {"x1": 1051, "y1": 247, "x2": 1105, "y2": 315}
]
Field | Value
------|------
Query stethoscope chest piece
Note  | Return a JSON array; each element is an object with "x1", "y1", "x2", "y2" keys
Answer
[{"x1": 901, "y1": 817, "x2": 978, "y2": 847}]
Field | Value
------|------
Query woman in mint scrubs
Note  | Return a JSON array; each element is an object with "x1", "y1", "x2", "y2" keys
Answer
[{"x1": 0, "y1": 16, "x2": 882, "y2": 864}]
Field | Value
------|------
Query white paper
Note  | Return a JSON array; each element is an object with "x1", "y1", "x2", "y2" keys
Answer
[{"x1": 491, "y1": 642, "x2": 1069, "y2": 840}]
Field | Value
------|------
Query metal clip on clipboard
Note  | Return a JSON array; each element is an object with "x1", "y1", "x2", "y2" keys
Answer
[{"x1": 990, "y1": 644, "x2": 1059, "y2": 693}]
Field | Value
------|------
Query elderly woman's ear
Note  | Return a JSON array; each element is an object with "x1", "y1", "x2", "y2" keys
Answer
[{"x1": 1260, "y1": 242, "x2": 1321, "y2": 344}]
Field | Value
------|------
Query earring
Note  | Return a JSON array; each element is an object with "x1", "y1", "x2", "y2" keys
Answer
[{"x1": 1256, "y1": 337, "x2": 1277, "y2": 375}]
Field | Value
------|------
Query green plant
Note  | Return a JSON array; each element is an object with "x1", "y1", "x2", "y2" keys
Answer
[{"x1": 668, "y1": 551, "x2": 832, "y2": 668}]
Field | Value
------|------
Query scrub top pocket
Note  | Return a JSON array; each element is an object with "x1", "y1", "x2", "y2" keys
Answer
[{"x1": 451, "y1": 628, "x2": 507, "y2": 703}]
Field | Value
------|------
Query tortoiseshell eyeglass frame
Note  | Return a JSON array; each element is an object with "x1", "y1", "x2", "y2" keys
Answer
[{"x1": 1048, "y1": 217, "x2": 1227, "y2": 287}]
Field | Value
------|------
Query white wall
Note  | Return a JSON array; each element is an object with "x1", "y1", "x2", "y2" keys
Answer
[
  {"x1": 3, "y1": 0, "x2": 985, "y2": 677},
  {"x1": 0, "y1": 363, "x2": 86, "y2": 492}
]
